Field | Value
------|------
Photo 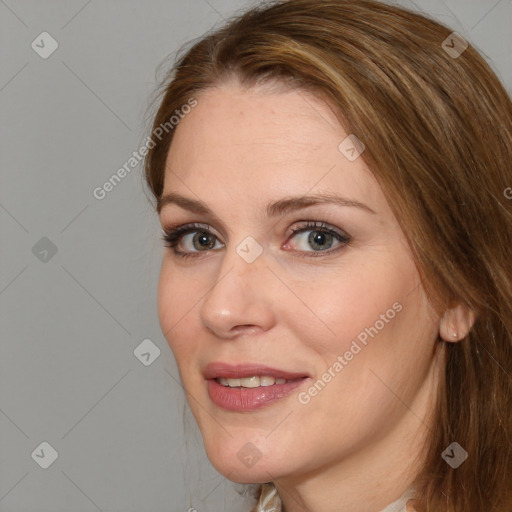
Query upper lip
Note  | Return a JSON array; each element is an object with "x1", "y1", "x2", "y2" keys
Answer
[{"x1": 204, "y1": 362, "x2": 310, "y2": 380}]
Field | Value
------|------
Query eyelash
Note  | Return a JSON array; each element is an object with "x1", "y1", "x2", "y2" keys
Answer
[{"x1": 161, "y1": 221, "x2": 351, "y2": 260}]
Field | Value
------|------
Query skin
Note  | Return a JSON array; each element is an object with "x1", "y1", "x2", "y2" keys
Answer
[{"x1": 157, "y1": 79, "x2": 474, "y2": 512}]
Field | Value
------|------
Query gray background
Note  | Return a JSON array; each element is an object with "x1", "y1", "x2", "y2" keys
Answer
[{"x1": 0, "y1": 1, "x2": 510, "y2": 511}]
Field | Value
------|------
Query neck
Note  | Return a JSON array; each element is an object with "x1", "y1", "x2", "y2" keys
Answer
[
  {"x1": 274, "y1": 437, "x2": 419, "y2": 512},
  {"x1": 272, "y1": 369, "x2": 437, "y2": 512}
]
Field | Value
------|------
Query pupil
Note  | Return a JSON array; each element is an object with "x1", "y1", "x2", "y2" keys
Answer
[
  {"x1": 195, "y1": 233, "x2": 214, "y2": 250},
  {"x1": 310, "y1": 231, "x2": 331, "y2": 250}
]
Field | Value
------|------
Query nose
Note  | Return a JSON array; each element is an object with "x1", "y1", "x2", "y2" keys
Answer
[{"x1": 199, "y1": 240, "x2": 277, "y2": 339}]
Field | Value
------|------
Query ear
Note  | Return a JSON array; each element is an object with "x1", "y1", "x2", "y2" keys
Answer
[{"x1": 439, "y1": 302, "x2": 476, "y2": 342}]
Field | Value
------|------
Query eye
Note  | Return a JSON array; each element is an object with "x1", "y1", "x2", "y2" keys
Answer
[
  {"x1": 161, "y1": 223, "x2": 222, "y2": 259},
  {"x1": 285, "y1": 221, "x2": 350, "y2": 257},
  {"x1": 160, "y1": 220, "x2": 351, "y2": 259}
]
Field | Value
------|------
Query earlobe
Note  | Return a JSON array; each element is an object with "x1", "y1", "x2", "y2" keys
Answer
[{"x1": 439, "y1": 302, "x2": 476, "y2": 342}]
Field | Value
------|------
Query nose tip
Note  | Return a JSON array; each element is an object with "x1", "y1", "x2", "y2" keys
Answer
[{"x1": 199, "y1": 242, "x2": 276, "y2": 339}]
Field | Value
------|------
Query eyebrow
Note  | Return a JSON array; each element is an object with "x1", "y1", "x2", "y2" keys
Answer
[{"x1": 157, "y1": 191, "x2": 376, "y2": 218}]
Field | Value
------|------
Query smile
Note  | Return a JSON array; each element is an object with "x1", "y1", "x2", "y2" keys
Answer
[
  {"x1": 215, "y1": 375, "x2": 299, "y2": 387},
  {"x1": 204, "y1": 362, "x2": 311, "y2": 411}
]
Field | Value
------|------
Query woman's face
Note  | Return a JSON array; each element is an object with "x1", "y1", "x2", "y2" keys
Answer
[{"x1": 157, "y1": 80, "x2": 442, "y2": 486}]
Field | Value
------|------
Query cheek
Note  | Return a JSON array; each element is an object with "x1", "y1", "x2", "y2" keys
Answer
[
  {"x1": 157, "y1": 259, "x2": 201, "y2": 329},
  {"x1": 157, "y1": 264, "x2": 199, "y2": 364},
  {"x1": 300, "y1": 273, "x2": 436, "y2": 417},
  {"x1": 289, "y1": 261, "x2": 408, "y2": 359},
  {"x1": 291, "y1": 256, "x2": 435, "y2": 410}
]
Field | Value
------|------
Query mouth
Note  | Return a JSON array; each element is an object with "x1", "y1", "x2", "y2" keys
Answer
[{"x1": 204, "y1": 362, "x2": 310, "y2": 411}]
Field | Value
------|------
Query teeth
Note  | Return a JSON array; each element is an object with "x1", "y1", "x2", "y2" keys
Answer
[
  {"x1": 260, "y1": 376, "x2": 276, "y2": 386},
  {"x1": 240, "y1": 376, "x2": 260, "y2": 388},
  {"x1": 217, "y1": 375, "x2": 292, "y2": 388}
]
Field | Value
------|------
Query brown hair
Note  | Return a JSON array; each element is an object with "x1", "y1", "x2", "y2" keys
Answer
[{"x1": 143, "y1": 1, "x2": 512, "y2": 510}]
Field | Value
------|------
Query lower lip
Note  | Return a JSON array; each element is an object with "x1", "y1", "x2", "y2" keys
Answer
[{"x1": 207, "y1": 377, "x2": 309, "y2": 411}]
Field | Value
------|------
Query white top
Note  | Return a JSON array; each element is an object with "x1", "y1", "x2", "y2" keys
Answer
[
  {"x1": 256, "y1": 486, "x2": 416, "y2": 511},
  {"x1": 379, "y1": 488, "x2": 416, "y2": 512}
]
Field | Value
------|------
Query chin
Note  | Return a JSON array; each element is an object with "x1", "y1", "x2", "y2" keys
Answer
[{"x1": 203, "y1": 439, "x2": 292, "y2": 484}]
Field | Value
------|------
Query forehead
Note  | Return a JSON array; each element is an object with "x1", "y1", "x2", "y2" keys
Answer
[
  {"x1": 171, "y1": 82, "x2": 340, "y2": 154},
  {"x1": 163, "y1": 82, "x2": 382, "y2": 214}
]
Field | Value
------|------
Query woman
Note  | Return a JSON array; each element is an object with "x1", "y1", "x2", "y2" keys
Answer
[{"x1": 143, "y1": 1, "x2": 512, "y2": 510}]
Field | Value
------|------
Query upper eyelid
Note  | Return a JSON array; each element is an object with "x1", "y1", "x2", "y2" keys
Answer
[
  {"x1": 162, "y1": 220, "x2": 344, "y2": 235},
  {"x1": 162, "y1": 221, "x2": 212, "y2": 234}
]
